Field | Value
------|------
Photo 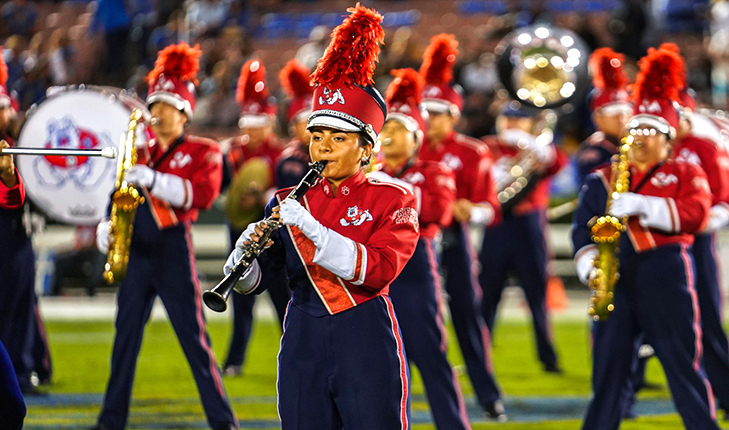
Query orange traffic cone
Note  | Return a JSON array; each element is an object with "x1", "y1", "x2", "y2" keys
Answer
[{"x1": 546, "y1": 274, "x2": 569, "y2": 311}]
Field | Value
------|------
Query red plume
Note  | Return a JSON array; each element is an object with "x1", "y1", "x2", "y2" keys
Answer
[
  {"x1": 236, "y1": 60, "x2": 269, "y2": 106},
  {"x1": 0, "y1": 48, "x2": 7, "y2": 87},
  {"x1": 147, "y1": 42, "x2": 201, "y2": 86},
  {"x1": 310, "y1": 3, "x2": 384, "y2": 90},
  {"x1": 632, "y1": 47, "x2": 685, "y2": 103},
  {"x1": 279, "y1": 59, "x2": 312, "y2": 98},
  {"x1": 658, "y1": 43, "x2": 688, "y2": 89},
  {"x1": 589, "y1": 47, "x2": 628, "y2": 91},
  {"x1": 420, "y1": 34, "x2": 459, "y2": 86},
  {"x1": 386, "y1": 68, "x2": 423, "y2": 106}
]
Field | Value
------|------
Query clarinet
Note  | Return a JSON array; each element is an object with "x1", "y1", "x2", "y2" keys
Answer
[{"x1": 203, "y1": 160, "x2": 328, "y2": 312}]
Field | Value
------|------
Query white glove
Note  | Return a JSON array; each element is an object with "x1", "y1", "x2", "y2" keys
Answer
[
  {"x1": 704, "y1": 204, "x2": 729, "y2": 232},
  {"x1": 279, "y1": 199, "x2": 328, "y2": 247},
  {"x1": 499, "y1": 128, "x2": 555, "y2": 164},
  {"x1": 125, "y1": 165, "x2": 156, "y2": 188},
  {"x1": 279, "y1": 198, "x2": 361, "y2": 281},
  {"x1": 96, "y1": 218, "x2": 110, "y2": 253},
  {"x1": 492, "y1": 158, "x2": 511, "y2": 186},
  {"x1": 470, "y1": 203, "x2": 495, "y2": 226},
  {"x1": 367, "y1": 170, "x2": 415, "y2": 193},
  {"x1": 609, "y1": 192, "x2": 674, "y2": 232},
  {"x1": 574, "y1": 246, "x2": 598, "y2": 286}
]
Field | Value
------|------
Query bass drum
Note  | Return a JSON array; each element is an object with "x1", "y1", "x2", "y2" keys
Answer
[{"x1": 16, "y1": 86, "x2": 150, "y2": 225}]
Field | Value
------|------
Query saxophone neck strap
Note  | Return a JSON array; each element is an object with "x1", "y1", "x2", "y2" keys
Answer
[{"x1": 630, "y1": 161, "x2": 664, "y2": 194}]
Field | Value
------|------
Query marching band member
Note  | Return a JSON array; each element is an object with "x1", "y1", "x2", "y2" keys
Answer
[
  {"x1": 664, "y1": 43, "x2": 729, "y2": 416},
  {"x1": 225, "y1": 6, "x2": 419, "y2": 428},
  {"x1": 93, "y1": 43, "x2": 238, "y2": 430},
  {"x1": 575, "y1": 47, "x2": 633, "y2": 184},
  {"x1": 369, "y1": 68, "x2": 472, "y2": 430},
  {"x1": 480, "y1": 102, "x2": 567, "y2": 373},
  {"x1": 572, "y1": 47, "x2": 719, "y2": 430},
  {"x1": 417, "y1": 33, "x2": 505, "y2": 419},
  {"x1": 220, "y1": 59, "x2": 286, "y2": 377},
  {"x1": 0, "y1": 139, "x2": 27, "y2": 429},
  {"x1": 275, "y1": 59, "x2": 314, "y2": 189},
  {"x1": 0, "y1": 54, "x2": 51, "y2": 394}
]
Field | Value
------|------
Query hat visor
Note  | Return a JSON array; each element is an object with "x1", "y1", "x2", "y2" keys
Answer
[
  {"x1": 386, "y1": 113, "x2": 419, "y2": 132},
  {"x1": 239, "y1": 114, "x2": 274, "y2": 129},
  {"x1": 423, "y1": 99, "x2": 457, "y2": 115},
  {"x1": 307, "y1": 115, "x2": 361, "y2": 134},
  {"x1": 147, "y1": 92, "x2": 193, "y2": 120},
  {"x1": 598, "y1": 102, "x2": 633, "y2": 116},
  {"x1": 628, "y1": 114, "x2": 674, "y2": 138}
]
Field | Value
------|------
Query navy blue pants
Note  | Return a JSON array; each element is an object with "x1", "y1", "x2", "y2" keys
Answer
[
  {"x1": 440, "y1": 223, "x2": 501, "y2": 406},
  {"x1": 224, "y1": 227, "x2": 290, "y2": 368},
  {"x1": 390, "y1": 238, "x2": 471, "y2": 430},
  {"x1": 0, "y1": 239, "x2": 39, "y2": 389},
  {"x1": 479, "y1": 211, "x2": 558, "y2": 368},
  {"x1": 278, "y1": 296, "x2": 410, "y2": 430},
  {"x1": 582, "y1": 244, "x2": 719, "y2": 430},
  {"x1": 693, "y1": 233, "x2": 729, "y2": 411},
  {"x1": 97, "y1": 224, "x2": 237, "y2": 430},
  {"x1": 0, "y1": 340, "x2": 25, "y2": 430}
]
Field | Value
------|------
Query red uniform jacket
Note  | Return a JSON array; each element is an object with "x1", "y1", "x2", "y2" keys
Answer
[
  {"x1": 419, "y1": 132, "x2": 501, "y2": 224},
  {"x1": 590, "y1": 160, "x2": 711, "y2": 252},
  {"x1": 251, "y1": 171, "x2": 420, "y2": 316},
  {"x1": 482, "y1": 135, "x2": 568, "y2": 215},
  {"x1": 381, "y1": 159, "x2": 456, "y2": 239},
  {"x1": 0, "y1": 168, "x2": 24, "y2": 209},
  {"x1": 138, "y1": 134, "x2": 223, "y2": 226},
  {"x1": 672, "y1": 134, "x2": 729, "y2": 207}
]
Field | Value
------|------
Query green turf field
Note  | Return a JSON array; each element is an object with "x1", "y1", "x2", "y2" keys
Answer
[{"x1": 23, "y1": 317, "x2": 729, "y2": 429}]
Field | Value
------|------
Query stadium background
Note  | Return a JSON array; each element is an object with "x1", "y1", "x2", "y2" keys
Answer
[{"x1": 4, "y1": 0, "x2": 729, "y2": 428}]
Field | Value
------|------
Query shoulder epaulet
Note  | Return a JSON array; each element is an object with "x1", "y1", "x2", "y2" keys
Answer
[
  {"x1": 367, "y1": 177, "x2": 413, "y2": 195},
  {"x1": 454, "y1": 133, "x2": 486, "y2": 153}
]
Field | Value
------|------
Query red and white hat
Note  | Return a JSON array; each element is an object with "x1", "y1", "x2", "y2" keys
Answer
[
  {"x1": 307, "y1": 4, "x2": 387, "y2": 145},
  {"x1": 420, "y1": 34, "x2": 463, "y2": 116},
  {"x1": 146, "y1": 42, "x2": 201, "y2": 120},
  {"x1": 236, "y1": 60, "x2": 276, "y2": 129},
  {"x1": 588, "y1": 47, "x2": 631, "y2": 115},
  {"x1": 385, "y1": 68, "x2": 426, "y2": 132},
  {"x1": 279, "y1": 59, "x2": 313, "y2": 125},
  {"x1": 628, "y1": 47, "x2": 685, "y2": 139},
  {"x1": 0, "y1": 48, "x2": 17, "y2": 111}
]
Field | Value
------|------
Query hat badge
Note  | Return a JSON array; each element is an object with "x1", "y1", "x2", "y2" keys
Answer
[
  {"x1": 639, "y1": 100, "x2": 662, "y2": 114},
  {"x1": 319, "y1": 88, "x2": 346, "y2": 106},
  {"x1": 155, "y1": 74, "x2": 176, "y2": 92}
]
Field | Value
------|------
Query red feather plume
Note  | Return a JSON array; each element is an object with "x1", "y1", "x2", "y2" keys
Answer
[
  {"x1": 386, "y1": 68, "x2": 423, "y2": 106},
  {"x1": 236, "y1": 60, "x2": 269, "y2": 106},
  {"x1": 420, "y1": 34, "x2": 459, "y2": 86},
  {"x1": 147, "y1": 42, "x2": 200, "y2": 86},
  {"x1": 658, "y1": 43, "x2": 688, "y2": 89},
  {"x1": 0, "y1": 47, "x2": 7, "y2": 87},
  {"x1": 310, "y1": 3, "x2": 384, "y2": 90},
  {"x1": 279, "y1": 59, "x2": 312, "y2": 98},
  {"x1": 589, "y1": 47, "x2": 628, "y2": 91},
  {"x1": 632, "y1": 47, "x2": 685, "y2": 103}
]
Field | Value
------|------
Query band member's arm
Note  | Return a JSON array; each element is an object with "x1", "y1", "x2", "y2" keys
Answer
[
  {"x1": 571, "y1": 171, "x2": 608, "y2": 284},
  {"x1": 125, "y1": 147, "x2": 223, "y2": 210},
  {"x1": 700, "y1": 146, "x2": 729, "y2": 231},
  {"x1": 457, "y1": 147, "x2": 500, "y2": 226},
  {"x1": 543, "y1": 145, "x2": 569, "y2": 178},
  {"x1": 418, "y1": 164, "x2": 456, "y2": 227},
  {"x1": 0, "y1": 141, "x2": 23, "y2": 209},
  {"x1": 609, "y1": 166, "x2": 711, "y2": 234},
  {"x1": 280, "y1": 192, "x2": 419, "y2": 290}
]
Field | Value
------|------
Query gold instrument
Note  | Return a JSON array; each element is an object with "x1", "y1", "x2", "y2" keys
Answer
[
  {"x1": 587, "y1": 135, "x2": 633, "y2": 321},
  {"x1": 103, "y1": 109, "x2": 145, "y2": 284}
]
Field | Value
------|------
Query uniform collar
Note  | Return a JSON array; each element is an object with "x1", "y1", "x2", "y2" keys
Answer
[{"x1": 320, "y1": 170, "x2": 367, "y2": 198}]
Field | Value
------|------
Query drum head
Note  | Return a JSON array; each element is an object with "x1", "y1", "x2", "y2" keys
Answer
[{"x1": 16, "y1": 87, "x2": 148, "y2": 225}]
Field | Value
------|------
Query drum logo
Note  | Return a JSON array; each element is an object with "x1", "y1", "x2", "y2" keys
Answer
[{"x1": 33, "y1": 116, "x2": 114, "y2": 190}]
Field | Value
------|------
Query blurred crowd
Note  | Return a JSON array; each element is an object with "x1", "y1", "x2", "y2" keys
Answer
[{"x1": 1, "y1": 0, "x2": 728, "y2": 159}]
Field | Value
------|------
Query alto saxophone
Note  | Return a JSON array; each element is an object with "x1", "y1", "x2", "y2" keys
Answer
[
  {"x1": 587, "y1": 135, "x2": 633, "y2": 321},
  {"x1": 104, "y1": 109, "x2": 145, "y2": 284}
]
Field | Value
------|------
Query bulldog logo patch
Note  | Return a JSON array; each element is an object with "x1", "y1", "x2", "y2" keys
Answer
[{"x1": 340, "y1": 205, "x2": 373, "y2": 226}]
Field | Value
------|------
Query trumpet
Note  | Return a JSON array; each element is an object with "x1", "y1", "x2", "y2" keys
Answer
[{"x1": 203, "y1": 160, "x2": 328, "y2": 312}]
